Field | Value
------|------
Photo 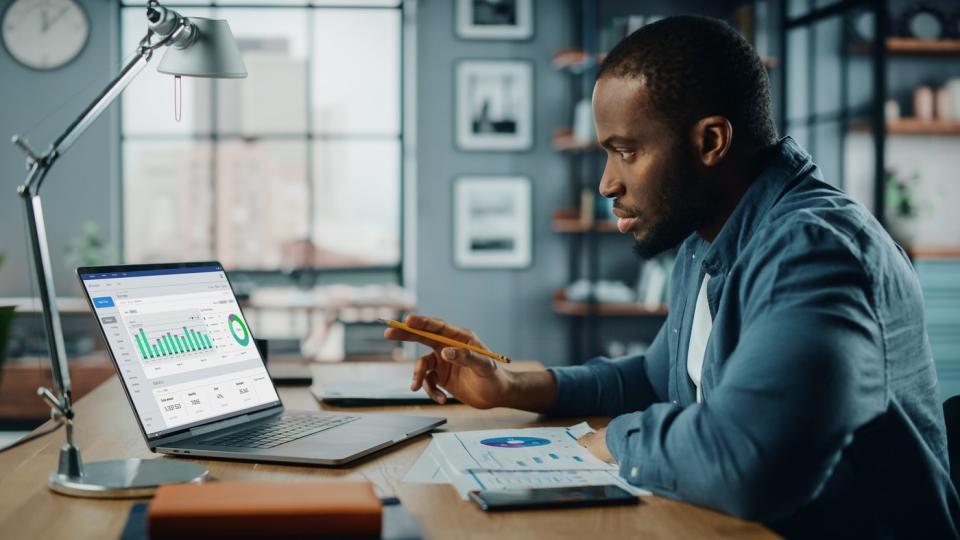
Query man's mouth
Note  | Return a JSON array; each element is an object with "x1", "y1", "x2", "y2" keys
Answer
[{"x1": 616, "y1": 216, "x2": 640, "y2": 234}]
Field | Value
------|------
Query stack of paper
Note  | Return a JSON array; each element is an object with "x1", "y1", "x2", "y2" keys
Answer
[{"x1": 403, "y1": 423, "x2": 649, "y2": 499}]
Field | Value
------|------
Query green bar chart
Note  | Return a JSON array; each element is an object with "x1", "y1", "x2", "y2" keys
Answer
[{"x1": 128, "y1": 310, "x2": 217, "y2": 361}]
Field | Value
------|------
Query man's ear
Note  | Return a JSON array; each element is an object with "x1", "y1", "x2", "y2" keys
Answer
[{"x1": 691, "y1": 115, "x2": 733, "y2": 167}]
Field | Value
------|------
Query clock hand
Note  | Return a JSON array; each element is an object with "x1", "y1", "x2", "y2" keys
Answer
[
  {"x1": 41, "y1": 9, "x2": 50, "y2": 32},
  {"x1": 45, "y1": 6, "x2": 72, "y2": 31}
]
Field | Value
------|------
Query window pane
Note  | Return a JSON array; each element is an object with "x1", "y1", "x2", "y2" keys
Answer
[
  {"x1": 215, "y1": 140, "x2": 309, "y2": 269},
  {"x1": 813, "y1": 17, "x2": 842, "y2": 117},
  {"x1": 122, "y1": 1, "x2": 399, "y2": 5},
  {"x1": 787, "y1": 0, "x2": 810, "y2": 19},
  {"x1": 312, "y1": 9, "x2": 400, "y2": 134},
  {"x1": 311, "y1": 140, "x2": 400, "y2": 267},
  {"x1": 215, "y1": 8, "x2": 309, "y2": 135},
  {"x1": 123, "y1": 141, "x2": 214, "y2": 262},
  {"x1": 121, "y1": 8, "x2": 214, "y2": 135},
  {"x1": 813, "y1": 121, "x2": 842, "y2": 187},
  {"x1": 786, "y1": 27, "x2": 808, "y2": 125}
]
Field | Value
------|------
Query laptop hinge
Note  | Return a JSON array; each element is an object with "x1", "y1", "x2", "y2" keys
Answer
[
  {"x1": 189, "y1": 414, "x2": 252, "y2": 437},
  {"x1": 150, "y1": 406, "x2": 283, "y2": 448}
]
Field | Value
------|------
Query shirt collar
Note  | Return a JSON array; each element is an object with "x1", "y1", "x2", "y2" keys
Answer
[{"x1": 698, "y1": 136, "x2": 816, "y2": 275}]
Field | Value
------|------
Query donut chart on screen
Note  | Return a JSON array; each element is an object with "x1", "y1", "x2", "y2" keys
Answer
[{"x1": 228, "y1": 314, "x2": 250, "y2": 346}]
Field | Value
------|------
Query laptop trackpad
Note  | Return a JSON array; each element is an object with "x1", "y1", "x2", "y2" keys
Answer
[{"x1": 285, "y1": 419, "x2": 397, "y2": 459}]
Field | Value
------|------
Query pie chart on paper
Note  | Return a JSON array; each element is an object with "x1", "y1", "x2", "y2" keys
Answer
[{"x1": 480, "y1": 436, "x2": 551, "y2": 448}]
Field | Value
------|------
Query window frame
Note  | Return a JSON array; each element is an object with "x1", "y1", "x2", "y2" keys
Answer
[{"x1": 117, "y1": 1, "x2": 406, "y2": 283}]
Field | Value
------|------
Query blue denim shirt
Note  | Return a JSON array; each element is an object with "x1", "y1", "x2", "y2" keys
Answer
[{"x1": 549, "y1": 138, "x2": 959, "y2": 537}]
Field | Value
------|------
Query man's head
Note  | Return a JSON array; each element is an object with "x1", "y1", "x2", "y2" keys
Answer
[{"x1": 594, "y1": 16, "x2": 777, "y2": 258}]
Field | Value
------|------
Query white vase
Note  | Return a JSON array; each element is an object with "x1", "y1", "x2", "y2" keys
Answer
[{"x1": 886, "y1": 217, "x2": 917, "y2": 249}]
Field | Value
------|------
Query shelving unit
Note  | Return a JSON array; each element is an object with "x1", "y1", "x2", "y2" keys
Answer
[
  {"x1": 780, "y1": 2, "x2": 888, "y2": 219},
  {"x1": 552, "y1": 290, "x2": 668, "y2": 317},
  {"x1": 908, "y1": 247, "x2": 960, "y2": 260},
  {"x1": 885, "y1": 120, "x2": 960, "y2": 135},
  {"x1": 551, "y1": 0, "x2": 648, "y2": 363},
  {"x1": 553, "y1": 48, "x2": 778, "y2": 70},
  {"x1": 552, "y1": 128, "x2": 599, "y2": 152},
  {"x1": 850, "y1": 119, "x2": 960, "y2": 135},
  {"x1": 885, "y1": 37, "x2": 960, "y2": 55},
  {"x1": 550, "y1": 1, "x2": 775, "y2": 363},
  {"x1": 552, "y1": 209, "x2": 618, "y2": 233},
  {"x1": 783, "y1": 4, "x2": 960, "y2": 398}
]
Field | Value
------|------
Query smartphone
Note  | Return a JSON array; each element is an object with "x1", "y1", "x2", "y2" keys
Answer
[{"x1": 468, "y1": 485, "x2": 641, "y2": 512}]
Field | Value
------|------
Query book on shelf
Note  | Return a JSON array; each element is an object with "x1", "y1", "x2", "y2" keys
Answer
[{"x1": 636, "y1": 255, "x2": 675, "y2": 309}]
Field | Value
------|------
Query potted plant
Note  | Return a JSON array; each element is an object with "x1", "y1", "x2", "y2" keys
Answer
[
  {"x1": 884, "y1": 167, "x2": 928, "y2": 248},
  {"x1": 0, "y1": 254, "x2": 16, "y2": 380},
  {"x1": 65, "y1": 222, "x2": 114, "y2": 296}
]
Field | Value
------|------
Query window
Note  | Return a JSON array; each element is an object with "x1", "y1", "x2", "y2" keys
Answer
[{"x1": 120, "y1": 1, "x2": 402, "y2": 271}]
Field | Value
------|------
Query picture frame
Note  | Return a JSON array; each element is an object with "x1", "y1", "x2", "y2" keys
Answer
[
  {"x1": 454, "y1": 176, "x2": 532, "y2": 269},
  {"x1": 456, "y1": 0, "x2": 533, "y2": 40},
  {"x1": 456, "y1": 60, "x2": 533, "y2": 151}
]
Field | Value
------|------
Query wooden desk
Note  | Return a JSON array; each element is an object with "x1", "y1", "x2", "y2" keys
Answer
[{"x1": 0, "y1": 362, "x2": 775, "y2": 539}]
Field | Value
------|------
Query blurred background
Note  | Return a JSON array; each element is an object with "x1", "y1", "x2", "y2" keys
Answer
[{"x1": 0, "y1": 0, "x2": 958, "y2": 443}]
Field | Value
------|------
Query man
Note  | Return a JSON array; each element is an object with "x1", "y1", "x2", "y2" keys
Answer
[{"x1": 387, "y1": 16, "x2": 959, "y2": 537}]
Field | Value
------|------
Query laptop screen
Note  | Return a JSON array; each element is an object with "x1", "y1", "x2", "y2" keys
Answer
[{"x1": 79, "y1": 264, "x2": 280, "y2": 440}]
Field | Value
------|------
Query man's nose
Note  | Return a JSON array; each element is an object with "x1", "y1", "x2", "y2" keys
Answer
[{"x1": 599, "y1": 164, "x2": 623, "y2": 200}]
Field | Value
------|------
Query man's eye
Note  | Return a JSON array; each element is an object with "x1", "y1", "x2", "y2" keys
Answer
[{"x1": 617, "y1": 150, "x2": 634, "y2": 160}]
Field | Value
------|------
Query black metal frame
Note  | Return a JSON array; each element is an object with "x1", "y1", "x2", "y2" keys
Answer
[
  {"x1": 559, "y1": 0, "x2": 610, "y2": 363},
  {"x1": 117, "y1": 1, "x2": 406, "y2": 281},
  {"x1": 779, "y1": 0, "x2": 887, "y2": 224}
]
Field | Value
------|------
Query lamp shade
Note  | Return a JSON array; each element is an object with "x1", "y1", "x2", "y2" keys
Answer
[{"x1": 157, "y1": 17, "x2": 247, "y2": 79}]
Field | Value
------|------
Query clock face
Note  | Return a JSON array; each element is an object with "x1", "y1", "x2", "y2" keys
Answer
[{"x1": 3, "y1": 0, "x2": 89, "y2": 70}]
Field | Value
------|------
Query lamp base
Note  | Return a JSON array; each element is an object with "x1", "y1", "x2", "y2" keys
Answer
[{"x1": 48, "y1": 458, "x2": 208, "y2": 498}]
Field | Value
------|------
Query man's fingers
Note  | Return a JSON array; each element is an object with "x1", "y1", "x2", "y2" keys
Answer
[
  {"x1": 384, "y1": 327, "x2": 452, "y2": 351},
  {"x1": 404, "y1": 314, "x2": 477, "y2": 345},
  {"x1": 440, "y1": 347, "x2": 496, "y2": 376},
  {"x1": 423, "y1": 370, "x2": 447, "y2": 404},
  {"x1": 577, "y1": 432, "x2": 594, "y2": 447},
  {"x1": 411, "y1": 353, "x2": 435, "y2": 391}
]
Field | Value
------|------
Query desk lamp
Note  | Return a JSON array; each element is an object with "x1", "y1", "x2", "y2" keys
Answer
[{"x1": 12, "y1": 1, "x2": 246, "y2": 498}]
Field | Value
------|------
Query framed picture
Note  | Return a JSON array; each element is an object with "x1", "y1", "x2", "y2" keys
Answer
[
  {"x1": 454, "y1": 176, "x2": 532, "y2": 269},
  {"x1": 456, "y1": 60, "x2": 533, "y2": 151},
  {"x1": 456, "y1": 0, "x2": 533, "y2": 40}
]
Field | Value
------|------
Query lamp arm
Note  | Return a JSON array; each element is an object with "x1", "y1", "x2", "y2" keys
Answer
[
  {"x1": 49, "y1": 49, "x2": 153, "y2": 160},
  {"x1": 13, "y1": 29, "x2": 161, "y2": 421}
]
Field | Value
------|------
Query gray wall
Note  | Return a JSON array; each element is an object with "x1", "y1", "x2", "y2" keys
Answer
[
  {"x1": 0, "y1": 0, "x2": 120, "y2": 298},
  {"x1": 414, "y1": 0, "x2": 576, "y2": 367}
]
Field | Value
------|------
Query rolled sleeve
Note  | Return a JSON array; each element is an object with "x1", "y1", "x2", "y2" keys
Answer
[
  {"x1": 547, "y1": 358, "x2": 627, "y2": 417},
  {"x1": 546, "y1": 324, "x2": 669, "y2": 418}
]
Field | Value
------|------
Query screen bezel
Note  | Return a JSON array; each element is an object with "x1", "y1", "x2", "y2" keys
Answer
[{"x1": 77, "y1": 261, "x2": 284, "y2": 444}]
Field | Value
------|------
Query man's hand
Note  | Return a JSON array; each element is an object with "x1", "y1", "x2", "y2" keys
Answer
[
  {"x1": 384, "y1": 315, "x2": 511, "y2": 409},
  {"x1": 578, "y1": 427, "x2": 616, "y2": 464},
  {"x1": 384, "y1": 314, "x2": 558, "y2": 412}
]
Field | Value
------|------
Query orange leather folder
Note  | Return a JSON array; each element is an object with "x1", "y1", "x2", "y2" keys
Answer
[{"x1": 148, "y1": 481, "x2": 382, "y2": 539}]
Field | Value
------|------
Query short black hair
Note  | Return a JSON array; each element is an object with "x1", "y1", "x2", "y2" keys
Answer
[{"x1": 598, "y1": 15, "x2": 778, "y2": 152}]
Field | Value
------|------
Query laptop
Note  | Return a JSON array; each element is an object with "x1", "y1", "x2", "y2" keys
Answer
[{"x1": 77, "y1": 262, "x2": 445, "y2": 466}]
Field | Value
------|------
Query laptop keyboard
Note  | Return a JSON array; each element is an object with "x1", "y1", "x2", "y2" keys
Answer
[{"x1": 201, "y1": 413, "x2": 360, "y2": 449}]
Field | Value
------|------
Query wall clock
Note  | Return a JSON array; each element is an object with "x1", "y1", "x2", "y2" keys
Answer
[{"x1": 2, "y1": 0, "x2": 89, "y2": 70}]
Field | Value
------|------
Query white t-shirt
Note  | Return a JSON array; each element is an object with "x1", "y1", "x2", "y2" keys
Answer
[{"x1": 686, "y1": 273, "x2": 713, "y2": 403}]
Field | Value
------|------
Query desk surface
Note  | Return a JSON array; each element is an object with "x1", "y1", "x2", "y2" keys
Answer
[{"x1": 0, "y1": 362, "x2": 775, "y2": 540}]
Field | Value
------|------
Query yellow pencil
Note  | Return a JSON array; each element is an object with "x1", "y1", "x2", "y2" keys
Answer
[{"x1": 379, "y1": 319, "x2": 511, "y2": 364}]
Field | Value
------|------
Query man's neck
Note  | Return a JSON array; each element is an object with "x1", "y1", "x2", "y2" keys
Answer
[{"x1": 696, "y1": 145, "x2": 775, "y2": 242}]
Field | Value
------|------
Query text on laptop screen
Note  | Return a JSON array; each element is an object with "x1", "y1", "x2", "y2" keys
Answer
[{"x1": 80, "y1": 266, "x2": 280, "y2": 439}]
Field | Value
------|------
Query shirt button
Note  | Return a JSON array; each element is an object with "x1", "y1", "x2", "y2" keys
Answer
[{"x1": 630, "y1": 467, "x2": 638, "y2": 478}]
